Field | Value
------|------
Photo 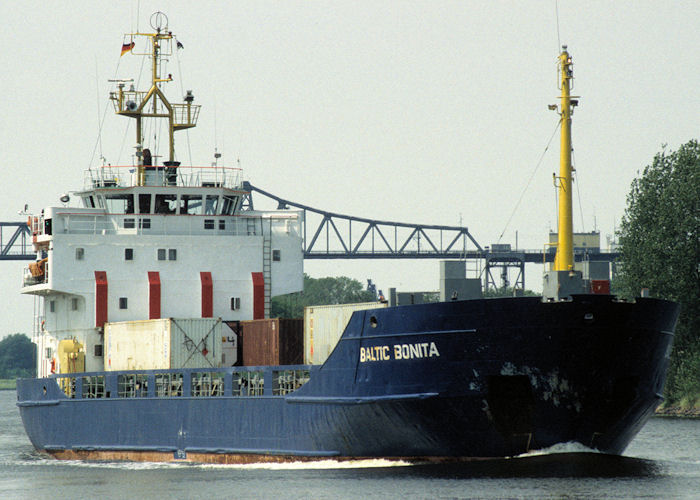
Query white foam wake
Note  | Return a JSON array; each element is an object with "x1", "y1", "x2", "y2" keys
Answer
[{"x1": 514, "y1": 441, "x2": 601, "y2": 458}]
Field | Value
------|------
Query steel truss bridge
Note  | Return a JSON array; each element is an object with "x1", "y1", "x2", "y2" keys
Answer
[{"x1": 1, "y1": 184, "x2": 619, "y2": 288}]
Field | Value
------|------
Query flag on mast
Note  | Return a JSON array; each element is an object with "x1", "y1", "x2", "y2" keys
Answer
[{"x1": 121, "y1": 41, "x2": 135, "y2": 56}]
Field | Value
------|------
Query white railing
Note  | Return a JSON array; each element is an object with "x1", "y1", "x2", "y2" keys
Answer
[{"x1": 83, "y1": 165, "x2": 243, "y2": 190}]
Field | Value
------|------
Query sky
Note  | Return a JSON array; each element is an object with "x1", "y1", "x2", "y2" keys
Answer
[{"x1": 0, "y1": 1, "x2": 698, "y2": 337}]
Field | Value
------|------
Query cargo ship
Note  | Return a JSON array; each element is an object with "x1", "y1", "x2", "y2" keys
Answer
[{"x1": 17, "y1": 15, "x2": 679, "y2": 463}]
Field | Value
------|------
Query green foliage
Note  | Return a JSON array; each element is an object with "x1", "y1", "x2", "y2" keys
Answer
[
  {"x1": 483, "y1": 287, "x2": 538, "y2": 298},
  {"x1": 616, "y1": 140, "x2": 700, "y2": 403},
  {"x1": 0, "y1": 333, "x2": 35, "y2": 379},
  {"x1": 271, "y1": 274, "x2": 376, "y2": 318}
]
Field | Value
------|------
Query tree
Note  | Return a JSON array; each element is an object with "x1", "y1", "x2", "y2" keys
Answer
[
  {"x1": 0, "y1": 333, "x2": 36, "y2": 379},
  {"x1": 271, "y1": 274, "x2": 376, "y2": 318},
  {"x1": 483, "y1": 287, "x2": 538, "y2": 298},
  {"x1": 616, "y1": 140, "x2": 700, "y2": 403}
]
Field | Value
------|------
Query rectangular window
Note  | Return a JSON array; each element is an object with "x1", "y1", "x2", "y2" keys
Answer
[
  {"x1": 180, "y1": 194, "x2": 202, "y2": 215},
  {"x1": 205, "y1": 195, "x2": 219, "y2": 215},
  {"x1": 157, "y1": 248, "x2": 166, "y2": 261},
  {"x1": 94, "y1": 344, "x2": 103, "y2": 357},
  {"x1": 168, "y1": 249, "x2": 177, "y2": 261},
  {"x1": 45, "y1": 347, "x2": 53, "y2": 359},
  {"x1": 221, "y1": 195, "x2": 238, "y2": 215},
  {"x1": 49, "y1": 301, "x2": 55, "y2": 313},
  {"x1": 154, "y1": 194, "x2": 177, "y2": 214},
  {"x1": 140, "y1": 218, "x2": 151, "y2": 229},
  {"x1": 71, "y1": 298, "x2": 79, "y2": 311},
  {"x1": 123, "y1": 218, "x2": 135, "y2": 229},
  {"x1": 204, "y1": 219, "x2": 215, "y2": 230},
  {"x1": 272, "y1": 249, "x2": 281, "y2": 262},
  {"x1": 138, "y1": 194, "x2": 152, "y2": 214},
  {"x1": 119, "y1": 297, "x2": 128, "y2": 309},
  {"x1": 219, "y1": 219, "x2": 226, "y2": 230},
  {"x1": 231, "y1": 297, "x2": 241, "y2": 310},
  {"x1": 105, "y1": 194, "x2": 134, "y2": 214},
  {"x1": 75, "y1": 247, "x2": 84, "y2": 260},
  {"x1": 125, "y1": 248, "x2": 134, "y2": 261}
]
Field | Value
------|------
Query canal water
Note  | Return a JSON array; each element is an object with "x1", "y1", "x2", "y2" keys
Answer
[{"x1": 2, "y1": 390, "x2": 700, "y2": 499}]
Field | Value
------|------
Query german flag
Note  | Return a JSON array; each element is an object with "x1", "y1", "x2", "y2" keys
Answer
[{"x1": 121, "y1": 41, "x2": 135, "y2": 57}]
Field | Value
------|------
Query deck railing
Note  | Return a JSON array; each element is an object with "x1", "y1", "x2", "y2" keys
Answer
[{"x1": 83, "y1": 165, "x2": 243, "y2": 190}]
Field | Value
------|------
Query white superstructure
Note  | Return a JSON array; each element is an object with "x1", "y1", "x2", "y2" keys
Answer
[{"x1": 21, "y1": 14, "x2": 303, "y2": 378}]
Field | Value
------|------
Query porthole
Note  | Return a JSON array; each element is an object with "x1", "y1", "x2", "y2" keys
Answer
[{"x1": 369, "y1": 316, "x2": 378, "y2": 328}]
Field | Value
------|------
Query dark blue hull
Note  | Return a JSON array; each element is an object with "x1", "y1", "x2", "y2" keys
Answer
[{"x1": 17, "y1": 295, "x2": 679, "y2": 462}]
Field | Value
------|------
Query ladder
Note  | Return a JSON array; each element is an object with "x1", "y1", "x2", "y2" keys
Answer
[{"x1": 262, "y1": 232, "x2": 271, "y2": 318}]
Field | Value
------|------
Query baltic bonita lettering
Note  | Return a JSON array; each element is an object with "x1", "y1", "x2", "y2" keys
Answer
[{"x1": 359, "y1": 342, "x2": 440, "y2": 362}]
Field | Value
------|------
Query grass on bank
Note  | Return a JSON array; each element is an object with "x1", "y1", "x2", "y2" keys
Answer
[{"x1": 0, "y1": 379, "x2": 17, "y2": 390}]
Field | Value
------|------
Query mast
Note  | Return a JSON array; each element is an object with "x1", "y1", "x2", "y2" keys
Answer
[
  {"x1": 110, "y1": 12, "x2": 199, "y2": 186},
  {"x1": 553, "y1": 46, "x2": 577, "y2": 272}
]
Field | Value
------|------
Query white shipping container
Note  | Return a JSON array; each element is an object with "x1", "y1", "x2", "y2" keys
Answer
[
  {"x1": 304, "y1": 302, "x2": 387, "y2": 365},
  {"x1": 104, "y1": 318, "x2": 223, "y2": 371}
]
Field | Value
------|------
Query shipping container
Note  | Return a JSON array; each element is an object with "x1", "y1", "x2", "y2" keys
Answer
[
  {"x1": 304, "y1": 302, "x2": 388, "y2": 365},
  {"x1": 222, "y1": 321, "x2": 242, "y2": 367},
  {"x1": 239, "y1": 318, "x2": 303, "y2": 366},
  {"x1": 104, "y1": 318, "x2": 222, "y2": 371}
]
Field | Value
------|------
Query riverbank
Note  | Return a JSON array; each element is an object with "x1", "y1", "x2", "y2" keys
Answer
[
  {"x1": 656, "y1": 401, "x2": 700, "y2": 418},
  {"x1": 0, "y1": 379, "x2": 16, "y2": 390}
]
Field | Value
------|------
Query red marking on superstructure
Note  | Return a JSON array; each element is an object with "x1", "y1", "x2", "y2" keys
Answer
[
  {"x1": 200, "y1": 272, "x2": 213, "y2": 318},
  {"x1": 252, "y1": 272, "x2": 264, "y2": 320},
  {"x1": 94, "y1": 271, "x2": 108, "y2": 328},
  {"x1": 591, "y1": 280, "x2": 610, "y2": 294},
  {"x1": 148, "y1": 271, "x2": 161, "y2": 319}
]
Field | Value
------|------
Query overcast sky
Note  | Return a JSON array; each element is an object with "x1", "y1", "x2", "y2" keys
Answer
[{"x1": 0, "y1": 1, "x2": 698, "y2": 337}]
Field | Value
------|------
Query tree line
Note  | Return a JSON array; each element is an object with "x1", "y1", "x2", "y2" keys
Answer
[
  {"x1": 616, "y1": 140, "x2": 699, "y2": 405},
  {"x1": 0, "y1": 333, "x2": 35, "y2": 379}
]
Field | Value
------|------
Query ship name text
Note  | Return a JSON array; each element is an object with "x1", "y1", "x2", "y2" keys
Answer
[{"x1": 359, "y1": 342, "x2": 440, "y2": 363}]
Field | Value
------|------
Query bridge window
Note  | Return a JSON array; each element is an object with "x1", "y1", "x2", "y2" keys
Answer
[
  {"x1": 219, "y1": 219, "x2": 225, "y2": 230},
  {"x1": 125, "y1": 248, "x2": 133, "y2": 261},
  {"x1": 231, "y1": 297, "x2": 241, "y2": 310},
  {"x1": 272, "y1": 249, "x2": 281, "y2": 262},
  {"x1": 204, "y1": 219, "x2": 214, "y2": 230},
  {"x1": 138, "y1": 194, "x2": 152, "y2": 213},
  {"x1": 105, "y1": 194, "x2": 134, "y2": 214},
  {"x1": 75, "y1": 247, "x2": 84, "y2": 260},
  {"x1": 221, "y1": 195, "x2": 238, "y2": 215},
  {"x1": 71, "y1": 298, "x2": 79, "y2": 311},
  {"x1": 123, "y1": 218, "x2": 135, "y2": 229},
  {"x1": 49, "y1": 300, "x2": 55, "y2": 313},
  {"x1": 205, "y1": 195, "x2": 219, "y2": 215},
  {"x1": 140, "y1": 218, "x2": 151, "y2": 229},
  {"x1": 168, "y1": 249, "x2": 177, "y2": 261},
  {"x1": 119, "y1": 297, "x2": 128, "y2": 309},
  {"x1": 180, "y1": 194, "x2": 202, "y2": 215},
  {"x1": 157, "y1": 248, "x2": 166, "y2": 260},
  {"x1": 155, "y1": 194, "x2": 177, "y2": 214}
]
